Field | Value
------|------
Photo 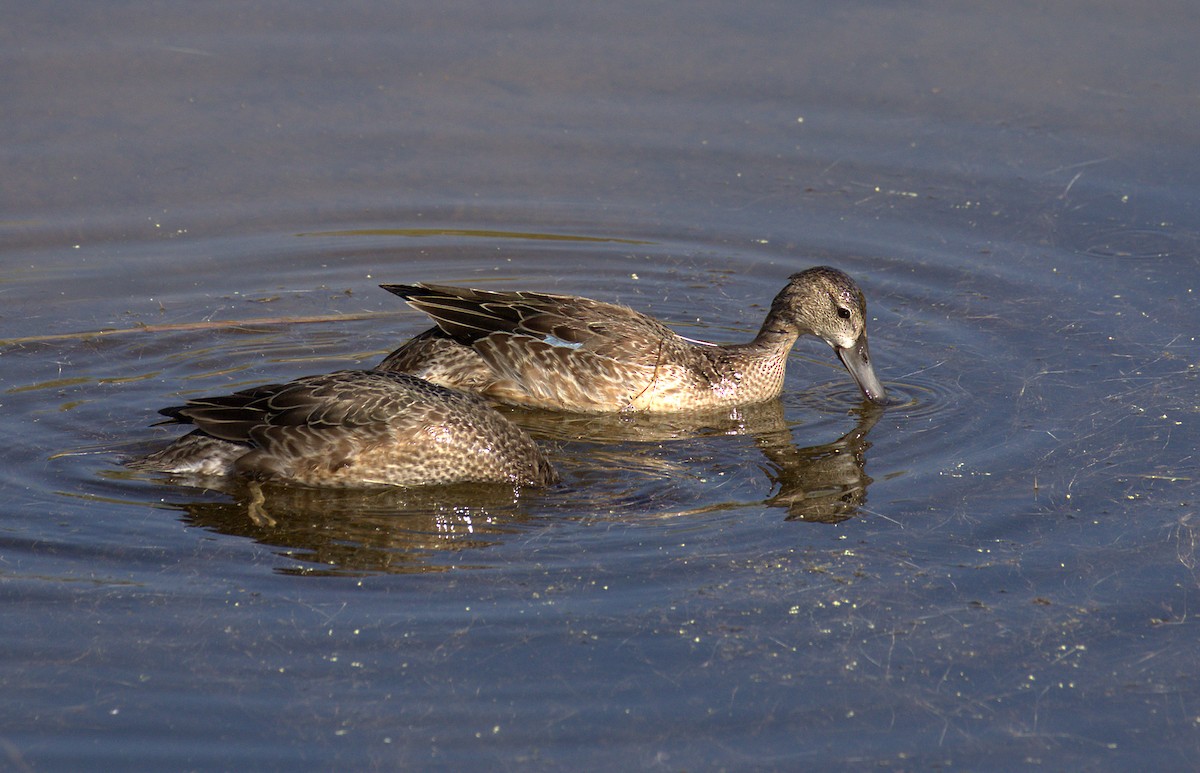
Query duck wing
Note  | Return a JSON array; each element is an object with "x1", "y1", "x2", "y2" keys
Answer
[
  {"x1": 382, "y1": 283, "x2": 686, "y2": 362},
  {"x1": 161, "y1": 371, "x2": 444, "y2": 444}
]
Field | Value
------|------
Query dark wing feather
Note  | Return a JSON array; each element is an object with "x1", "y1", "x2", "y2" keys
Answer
[
  {"x1": 162, "y1": 372, "x2": 427, "y2": 445},
  {"x1": 381, "y1": 282, "x2": 682, "y2": 357},
  {"x1": 158, "y1": 381, "x2": 289, "y2": 441},
  {"x1": 382, "y1": 284, "x2": 532, "y2": 341}
]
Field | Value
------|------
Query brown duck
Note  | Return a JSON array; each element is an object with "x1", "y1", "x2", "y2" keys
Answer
[
  {"x1": 132, "y1": 370, "x2": 558, "y2": 487},
  {"x1": 379, "y1": 266, "x2": 886, "y2": 412}
]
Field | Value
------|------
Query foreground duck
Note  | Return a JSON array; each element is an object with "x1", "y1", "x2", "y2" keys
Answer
[
  {"x1": 379, "y1": 266, "x2": 887, "y2": 412},
  {"x1": 132, "y1": 370, "x2": 558, "y2": 487}
]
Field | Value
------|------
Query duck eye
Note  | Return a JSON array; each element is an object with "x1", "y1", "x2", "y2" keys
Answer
[{"x1": 836, "y1": 307, "x2": 851, "y2": 320}]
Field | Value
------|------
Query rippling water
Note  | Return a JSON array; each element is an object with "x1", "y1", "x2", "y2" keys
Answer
[{"x1": 3, "y1": 1, "x2": 1198, "y2": 769}]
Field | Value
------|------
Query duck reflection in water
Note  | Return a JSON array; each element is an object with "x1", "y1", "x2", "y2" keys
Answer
[
  {"x1": 154, "y1": 398, "x2": 884, "y2": 575},
  {"x1": 756, "y1": 403, "x2": 883, "y2": 523},
  {"x1": 173, "y1": 482, "x2": 541, "y2": 576},
  {"x1": 510, "y1": 397, "x2": 883, "y2": 524}
]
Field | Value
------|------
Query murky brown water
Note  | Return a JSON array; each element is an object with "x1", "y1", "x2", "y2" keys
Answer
[{"x1": 3, "y1": 1, "x2": 1198, "y2": 769}]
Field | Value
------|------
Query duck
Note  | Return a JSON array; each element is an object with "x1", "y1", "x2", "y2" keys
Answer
[
  {"x1": 377, "y1": 266, "x2": 887, "y2": 413},
  {"x1": 131, "y1": 370, "x2": 558, "y2": 487}
]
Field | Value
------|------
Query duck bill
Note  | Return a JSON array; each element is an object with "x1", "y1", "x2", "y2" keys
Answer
[{"x1": 836, "y1": 334, "x2": 888, "y2": 405}]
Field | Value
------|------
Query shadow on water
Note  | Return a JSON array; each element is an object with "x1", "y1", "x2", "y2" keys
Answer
[{"x1": 125, "y1": 399, "x2": 885, "y2": 574}]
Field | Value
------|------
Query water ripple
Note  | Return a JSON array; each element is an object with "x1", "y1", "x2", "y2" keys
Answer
[
  {"x1": 1079, "y1": 227, "x2": 1195, "y2": 260},
  {"x1": 875, "y1": 376, "x2": 965, "y2": 421}
]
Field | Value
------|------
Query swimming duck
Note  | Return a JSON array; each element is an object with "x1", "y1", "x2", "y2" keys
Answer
[
  {"x1": 132, "y1": 370, "x2": 558, "y2": 487},
  {"x1": 378, "y1": 266, "x2": 886, "y2": 412}
]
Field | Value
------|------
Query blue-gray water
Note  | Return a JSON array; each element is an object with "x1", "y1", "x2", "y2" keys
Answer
[{"x1": 3, "y1": 2, "x2": 1198, "y2": 769}]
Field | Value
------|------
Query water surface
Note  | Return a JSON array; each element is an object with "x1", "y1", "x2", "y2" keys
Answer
[{"x1": 3, "y1": 1, "x2": 1198, "y2": 769}]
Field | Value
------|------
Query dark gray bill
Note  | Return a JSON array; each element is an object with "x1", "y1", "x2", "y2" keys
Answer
[{"x1": 836, "y1": 334, "x2": 888, "y2": 405}]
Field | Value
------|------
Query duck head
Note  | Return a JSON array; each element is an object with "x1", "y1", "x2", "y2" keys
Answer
[{"x1": 775, "y1": 266, "x2": 888, "y2": 405}]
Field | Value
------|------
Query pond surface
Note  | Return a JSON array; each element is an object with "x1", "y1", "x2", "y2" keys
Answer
[{"x1": 3, "y1": 1, "x2": 1198, "y2": 769}]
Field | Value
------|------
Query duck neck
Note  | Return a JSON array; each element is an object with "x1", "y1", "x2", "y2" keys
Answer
[
  {"x1": 743, "y1": 320, "x2": 803, "y2": 358},
  {"x1": 741, "y1": 286, "x2": 814, "y2": 357}
]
